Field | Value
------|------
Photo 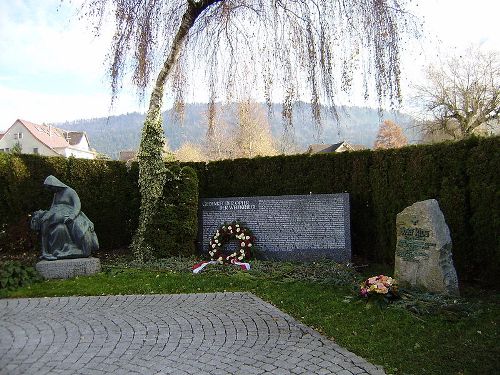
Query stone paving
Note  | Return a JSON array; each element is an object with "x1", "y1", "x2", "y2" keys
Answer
[{"x1": 0, "y1": 293, "x2": 385, "y2": 374}]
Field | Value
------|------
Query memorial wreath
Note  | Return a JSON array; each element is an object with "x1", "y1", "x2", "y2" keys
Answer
[{"x1": 192, "y1": 221, "x2": 255, "y2": 274}]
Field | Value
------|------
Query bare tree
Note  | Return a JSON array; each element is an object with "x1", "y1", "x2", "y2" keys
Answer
[
  {"x1": 205, "y1": 103, "x2": 233, "y2": 160},
  {"x1": 174, "y1": 142, "x2": 206, "y2": 162},
  {"x1": 83, "y1": 0, "x2": 414, "y2": 261},
  {"x1": 203, "y1": 100, "x2": 277, "y2": 160},
  {"x1": 374, "y1": 119, "x2": 408, "y2": 149},
  {"x1": 233, "y1": 100, "x2": 277, "y2": 158},
  {"x1": 414, "y1": 46, "x2": 500, "y2": 142}
]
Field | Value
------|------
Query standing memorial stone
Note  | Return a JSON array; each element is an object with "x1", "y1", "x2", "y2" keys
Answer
[
  {"x1": 199, "y1": 193, "x2": 351, "y2": 262},
  {"x1": 395, "y1": 199, "x2": 459, "y2": 295}
]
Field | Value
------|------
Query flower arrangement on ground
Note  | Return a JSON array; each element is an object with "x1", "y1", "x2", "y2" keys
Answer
[
  {"x1": 192, "y1": 221, "x2": 255, "y2": 273},
  {"x1": 359, "y1": 275, "x2": 399, "y2": 307},
  {"x1": 209, "y1": 221, "x2": 254, "y2": 263}
]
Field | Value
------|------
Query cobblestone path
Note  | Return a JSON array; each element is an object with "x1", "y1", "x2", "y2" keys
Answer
[{"x1": 0, "y1": 293, "x2": 385, "y2": 374}]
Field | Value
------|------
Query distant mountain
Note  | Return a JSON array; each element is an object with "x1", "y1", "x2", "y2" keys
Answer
[
  {"x1": 58, "y1": 103, "x2": 417, "y2": 159},
  {"x1": 58, "y1": 112, "x2": 145, "y2": 159}
]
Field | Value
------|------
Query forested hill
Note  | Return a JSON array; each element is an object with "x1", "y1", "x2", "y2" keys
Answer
[{"x1": 58, "y1": 103, "x2": 416, "y2": 159}]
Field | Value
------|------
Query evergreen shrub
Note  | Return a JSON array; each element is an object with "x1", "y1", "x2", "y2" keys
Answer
[
  {"x1": 144, "y1": 163, "x2": 199, "y2": 258},
  {"x1": 466, "y1": 137, "x2": 500, "y2": 284},
  {"x1": 63, "y1": 157, "x2": 140, "y2": 250}
]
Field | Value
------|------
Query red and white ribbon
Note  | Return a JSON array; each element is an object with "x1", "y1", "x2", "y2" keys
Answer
[
  {"x1": 230, "y1": 259, "x2": 251, "y2": 271},
  {"x1": 192, "y1": 259, "x2": 251, "y2": 273},
  {"x1": 192, "y1": 261, "x2": 218, "y2": 274}
]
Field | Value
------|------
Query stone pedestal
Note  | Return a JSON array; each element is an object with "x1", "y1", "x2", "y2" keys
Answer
[
  {"x1": 395, "y1": 199, "x2": 459, "y2": 296},
  {"x1": 36, "y1": 257, "x2": 101, "y2": 280}
]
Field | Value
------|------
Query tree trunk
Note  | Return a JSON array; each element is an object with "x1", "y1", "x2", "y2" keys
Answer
[{"x1": 133, "y1": 1, "x2": 219, "y2": 262}]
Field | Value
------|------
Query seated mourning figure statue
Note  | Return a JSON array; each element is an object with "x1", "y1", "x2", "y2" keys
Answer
[{"x1": 31, "y1": 175, "x2": 99, "y2": 261}]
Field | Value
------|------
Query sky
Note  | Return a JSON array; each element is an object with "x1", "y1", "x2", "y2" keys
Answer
[{"x1": 0, "y1": 0, "x2": 499, "y2": 131}]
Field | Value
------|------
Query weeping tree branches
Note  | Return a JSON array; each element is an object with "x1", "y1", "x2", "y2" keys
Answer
[
  {"x1": 84, "y1": 0, "x2": 413, "y2": 125},
  {"x1": 82, "y1": 0, "x2": 415, "y2": 261}
]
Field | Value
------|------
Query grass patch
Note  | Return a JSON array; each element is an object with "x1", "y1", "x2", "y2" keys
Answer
[
  {"x1": 104, "y1": 256, "x2": 358, "y2": 285},
  {"x1": 1, "y1": 259, "x2": 499, "y2": 375}
]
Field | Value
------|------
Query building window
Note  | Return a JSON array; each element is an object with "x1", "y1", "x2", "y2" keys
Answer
[
  {"x1": 5, "y1": 148, "x2": 9, "y2": 152},
  {"x1": 0, "y1": 149, "x2": 4, "y2": 153},
  {"x1": 13, "y1": 132, "x2": 23, "y2": 140},
  {"x1": 33, "y1": 148, "x2": 39, "y2": 154}
]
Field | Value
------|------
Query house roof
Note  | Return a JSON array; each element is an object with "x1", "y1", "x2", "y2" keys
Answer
[
  {"x1": 119, "y1": 150, "x2": 137, "y2": 161},
  {"x1": 17, "y1": 119, "x2": 72, "y2": 149},
  {"x1": 64, "y1": 131, "x2": 85, "y2": 146},
  {"x1": 307, "y1": 142, "x2": 355, "y2": 154},
  {"x1": 0, "y1": 133, "x2": 4, "y2": 141},
  {"x1": 350, "y1": 144, "x2": 368, "y2": 151}
]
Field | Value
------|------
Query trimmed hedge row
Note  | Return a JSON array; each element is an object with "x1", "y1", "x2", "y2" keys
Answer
[
  {"x1": 0, "y1": 154, "x2": 140, "y2": 253},
  {"x1": 144, "y1": 163, "x2": 199, "y2": 258},
  {"x1": 0, "y1": 137, "x2": 498, "y2": 285},
  {"x1": 0, "y1": 154, "x2": 199, "y2": 259},
  {"x1": 189, "y1": 137, "x2": 499, "y2": 286}
]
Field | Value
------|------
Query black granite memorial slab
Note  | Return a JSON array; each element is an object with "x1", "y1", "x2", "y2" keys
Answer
[{"x1": 199, "y1": 193, "x2": 351, "y2": 262}]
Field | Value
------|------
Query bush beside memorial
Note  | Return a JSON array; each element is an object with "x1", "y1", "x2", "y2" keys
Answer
[
  {"x1": 143, "y1": 163, "x2": 199, "y2": 258},
  {"x1": 466, "y1": 137, "x2": 499, "y2": 286},
  {"x1": 0, "y1": 136, "x2": 498, "y2": 286}
]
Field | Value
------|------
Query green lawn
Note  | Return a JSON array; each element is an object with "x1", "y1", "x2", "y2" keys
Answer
[{"x1": 1, "y1": 260, "x2": 499, "y2": 375}]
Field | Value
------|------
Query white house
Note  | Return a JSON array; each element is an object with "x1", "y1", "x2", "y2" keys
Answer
[{"x1": 0, "y1": 119, "x2": 96, "y2": 159}]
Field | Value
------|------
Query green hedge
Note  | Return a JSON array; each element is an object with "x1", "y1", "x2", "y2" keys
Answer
[
  {"x1": 466, "y1": 137, "x2": 500, "y2": 284},
  {"x1": 0, "y1": 137, "x2": 498, "y2": 286},
  {"x1": 0, "y1": 154, "x2": 139, "y2": 253},
  {"x1": 0, "y1": 154, "x2": 199, "y2": 260},
  {"x1": 144, "y1": 163, "x2": 199, "y2": 258},
  {"x1": 190, "y1": 137, "x2": 499, "y2": 286}
]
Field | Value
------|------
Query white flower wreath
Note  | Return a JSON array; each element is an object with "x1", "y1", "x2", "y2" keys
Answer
[{"x1": 208, "y1": 221, "x2": 255, "y2": 263}]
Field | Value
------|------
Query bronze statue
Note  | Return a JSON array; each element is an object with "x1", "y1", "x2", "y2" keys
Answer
[{"x1": 31, "y1": 175, "x2": 99, "y2": 260}]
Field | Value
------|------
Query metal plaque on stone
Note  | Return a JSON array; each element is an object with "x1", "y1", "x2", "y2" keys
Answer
[{"x1": 199, "y1": 193, "x2": 351, "y2": 262}]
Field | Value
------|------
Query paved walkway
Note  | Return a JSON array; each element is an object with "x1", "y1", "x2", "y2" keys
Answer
[{"x1": 0, "y1": 293, "x2": 385, "y2": 374}]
